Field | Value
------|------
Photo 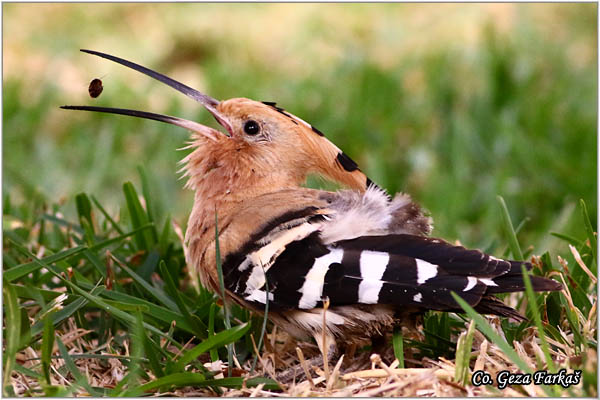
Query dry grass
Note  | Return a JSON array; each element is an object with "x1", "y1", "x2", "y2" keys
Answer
[{"x1": 12, "y1": 323, "x2": 596, "y2": 397}]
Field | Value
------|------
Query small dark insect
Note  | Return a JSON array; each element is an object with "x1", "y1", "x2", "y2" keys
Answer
[{"x1": 88, "y1": 78, "x2": 103, "y2": 98}]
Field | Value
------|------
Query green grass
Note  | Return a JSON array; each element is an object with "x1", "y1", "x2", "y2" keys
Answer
[
  {"x1": 3, "y1": 178, "x2": 278, "y2": 396},
  {"x1": 2, "y1": 3, "x2": 597, "y2": 397}
]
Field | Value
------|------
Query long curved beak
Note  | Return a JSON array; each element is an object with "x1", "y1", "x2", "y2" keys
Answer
[
  {"x1": 60, "y1": 105, "x2": 224, "y2": 141},
  {"x1": 61, "y1": 49, "x2": 233, "y2": 139}
]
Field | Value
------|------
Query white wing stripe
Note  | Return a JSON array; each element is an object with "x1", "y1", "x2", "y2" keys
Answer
[
  {"x1": 358, "y1": 251, "x2": 389, "y2": 304},
  {"x1": 298, "y1": 249, "x2": 344, "y2": 309},
  {"x1": 244, "y1": 289, "x2": 274, "y2": 304},
  {"x1": 479, "y1": 278, "x2": 498, "y2": 287},
  {"x1": 464, "y1": 277, "x2": 478, "y2": 291},
  {"x1": 416, "y1": 259, "x2": 438, "y2": 284}
]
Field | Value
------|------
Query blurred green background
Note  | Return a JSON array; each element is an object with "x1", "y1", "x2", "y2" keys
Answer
[{"x1": 3, "y1": 3, "x2": 597, "y2": 256}]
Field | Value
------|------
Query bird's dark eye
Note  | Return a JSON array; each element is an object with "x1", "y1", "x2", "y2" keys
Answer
[{"x1": 244, "y1": 120, "x2": 260, "y2": 135}]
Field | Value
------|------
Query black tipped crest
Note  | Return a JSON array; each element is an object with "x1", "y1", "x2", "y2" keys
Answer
[
  {"x1": 261, "y1": 101, "x2": 285, "y2": 113},
  {"x1": 311, "y1": 125, "x2": 325, "y2": 136},
  {"x1": 261, "y1": 101, "x2": 301, "y2": 125},
  {"x1": 336, "y1": 152, "x2": 359, "y2": 172}
]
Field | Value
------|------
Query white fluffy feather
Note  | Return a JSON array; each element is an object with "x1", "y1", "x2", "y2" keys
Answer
[{"x1": 319, "y1": 186, "x2": 393, "y2": 243}]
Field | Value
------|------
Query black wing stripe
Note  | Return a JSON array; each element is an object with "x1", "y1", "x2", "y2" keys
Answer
[
  {"x1": 264, "y1": 232, "x2": 329, "y2": 310},
  {"x1": 340, "y1": 249, "x2": 362, "y2": 278},
  {"x1": 323, "y1": 262, "x2": 359, "y2": 304},
  {"x1": 322, "y1": 250, "x2": 361, "y2": 304},
  {"x1": 381, "y1": 254, "x2": 418, "y2": 283},
  {"x1": 378, "y1": 282, "x2": 420, "y2": 305}
]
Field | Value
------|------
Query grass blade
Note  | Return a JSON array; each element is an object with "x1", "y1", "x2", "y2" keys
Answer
[
  {"x1": 580, "y1": 199, "x2": 597, "y2": 265},
  {"x1": 497, "y1": 195, "x2": 524, "y2": 260},
  {"x1": 28, "y1": 354, "x2": 148, "y2": 362},
  {"x1": 41, "y1": 314, "x2": 56, "y2": 384},
  {"x1": 83, "y1": 249, "x2": 107, "y2": 277},
  {"x1": 75, "y1": 280, "x2": 200, "y2": 334},
  {"x1": 4, "y1": 246, "x2": 86, "y2": 282},
  {"x1": 392, "y1": 326, "x2": 405, "y2": 368},
  {"x1": 558, "y1": 289, "x2": 584, "y2": 348},
  {"x1": 114, "y1": 255, "x2": 178, "y2": 310},
  {"x1": 14, "y1": 364, "x2": 43, "y2": 380},
  {"x1": 88, "y1": 223, "x2": 154, "y2": 251},
  {"x1": 158, "y1": 214, "x2": 172, "y2": 254},
  {"x1": 451, "y1": 292, "x2": 532, "y2": 372},
  {"x1": 550, "y1": 232, "x2": 583, "y2": 247},
  {"x1": 159, "y1": 260, "x2": 208, "y2": 337},
  {"x1": 123, "y1": 181, "x2": 155, "y2": 250},
  {"x1": 99, "y1": 295, "x2": 195, "y2": 333},
  {"x1": 75, "y1": 192, "x2": 95, "y2": 245},
  {"x1": 138, "y1": 165, "x2": 159, "y2": 244},
  {"x1": 30, "y1": 287, "x2": 103, "y2": 336},
  {"x1": 3, "y1": 284, "x2": 21, "y2": 396},
  {"x1": 12, "y1": 284, "x2": 63, "y2": 301},
  {"x1": 121, "y1": 373, "x2": 278, "y2": 396},
  {"x1": 208, "y1": 303, "x2": 219, "y2": 362},
  {"x1": 454, "y1": 320, "x2": 475, "y2": 385},
  {"x1": 91, "y1": 194, "x2": 124, "y2": 235},
  {"x1": 173, "y1": 323, "x2": 250, "y2": 372},
  {"x1": 120, "y1": 372, "x2": 206, "y2": 396},
  {"x1": 136, "y1": 309, "x2": 165, "y2": 378},
  {"x1": 521, "y1": 265, "x2": 556, "y2": 372},
  {"x1": 41, "y1": 213, "x2": 83, "y2": 234},
  {"x1": 251, "y1": 264, "x2": 269, "y2": 373}
]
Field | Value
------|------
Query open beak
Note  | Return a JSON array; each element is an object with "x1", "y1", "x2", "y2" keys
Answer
[{"x1": 60, "y1": 49, "x2": 233, "y2": 140}]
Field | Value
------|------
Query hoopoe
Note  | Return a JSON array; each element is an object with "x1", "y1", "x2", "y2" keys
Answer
[{"x1": 63, "y1": 50, "x2": 562, "y2": 371}]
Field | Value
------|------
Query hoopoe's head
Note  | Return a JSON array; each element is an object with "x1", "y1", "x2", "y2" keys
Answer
[{"x1": 62, "y1": 50, "x2": 373, "y2": 203}]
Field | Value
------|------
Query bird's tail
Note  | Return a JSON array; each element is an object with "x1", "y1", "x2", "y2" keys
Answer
[
  {"x1": 474, "y1": 296, "x2": 528, "y2": 321},
  {"x1": 474, "y1": 262, "x2": 562, "y2": 321},
  {"x1": 482, "y1": 261, "x2": 563, "y2": 294}
]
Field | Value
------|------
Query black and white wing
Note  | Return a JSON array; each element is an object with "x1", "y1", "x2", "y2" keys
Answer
[{"x1": 220, "y1": 202, "x2": 561, "y2": 317}]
